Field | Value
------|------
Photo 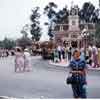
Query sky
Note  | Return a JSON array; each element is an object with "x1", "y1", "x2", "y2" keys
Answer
[{"x1": 0, "y1": 0, "x2": 99, "y2": 41}]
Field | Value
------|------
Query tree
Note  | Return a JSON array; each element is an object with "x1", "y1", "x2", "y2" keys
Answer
[
  {"x1": 55, "y1": 6, "x2": 69, "y2": 24},
  {"x1": 94, "y1": 23, "x2": 100, "y2": 47},
  {"x1": 44, "y1": 2, "x2": 57, "y2": 39},
  {"x1": 44, "y1": 2, "x2": 57, "y2": 19},
  {"x1": 79, "y1": 2, "x2": 97, "y2": 23},
  {"x1": 0, "y1": 41, "x2": 4, "y2": 48},
  {"x1": 16, "y1": 24, "x2": 32, "y2": 49},
  {"x1": 30, "y1": 7, "x2": 41, "y2": 41},
  {"x1": 21, "y1": 24, "x2": 29, "y2": 38},
  {"x1": 78, "y1": 2, "x2": 100, "y2": 46},
  {"x1": 0, "y1": 37, "x2": 16, "y2": 49},
  {"x1": 16, "y1": 37, "x2": 32, "y2": 49}
]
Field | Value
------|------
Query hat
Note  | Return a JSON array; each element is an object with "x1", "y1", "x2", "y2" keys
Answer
[
  {"x1": 15, "y1": 46, "x2": 22, "y2": 52},
  {"x1": 24, "y1": 48, "x2": 29, "y2": 51}
]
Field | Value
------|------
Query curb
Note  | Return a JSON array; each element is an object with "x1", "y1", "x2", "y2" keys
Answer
[
  {"x1": 49, "y1": 61, "x2": 100, "y2": 71},
  {"x1": 31, "y1": 56, "x2": 42, "y2": 59},
  {"x1": 0, "y1": 96, "x2": 14, "y2": 99},
  {"x1": 88, "y1": 68, "x2": 100, "y2": 71},
  {"x1": 49, "y1": 61, "x2": 69, "y2": 68}
]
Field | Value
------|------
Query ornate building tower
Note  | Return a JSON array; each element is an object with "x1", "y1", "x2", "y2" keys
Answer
[
  {"x1": 52, "y1": 3, "x2": 95, "y2": 48},
  {"x1": 68, "y1": 5, "x2": 80, "y2": 47},
  {"x1": 53, "y1": 5, "x2": 81, "y2": 47}
]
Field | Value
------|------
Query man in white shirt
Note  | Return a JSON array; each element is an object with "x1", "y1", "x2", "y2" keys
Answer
[{"x1": 57, "y1": 45, "x2": 62, "y2": 61}]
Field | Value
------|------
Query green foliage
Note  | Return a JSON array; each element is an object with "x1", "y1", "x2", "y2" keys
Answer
[
  {"x1": 16, "y1": 37, "x2": 32, "y2": 49},
  {"x1": 55, "y1": 6, "x2": 69, "y2": 24},
  {"x1": 30, "y1": 7, "x2": 41, "y2": 41},
  {"x1": 79, "y1": 2, "x2": 99, "y2": 23},
  {"x1": 44, "y1": 2, "x2": 57, "y2": 19},
  {"x1": 95, "y1": 23, "x2": 100, "y2": 47},
  {"x1": 0, "y1": 41, "x2": 4, "y2": 48},
  {"x1": 0, "y1": 38, "x2": 16, "y2": 49},
  {"x1": 44, "y1": 2, "x2": 58, "y2": 38},
  {"x1": 95, "y1": 23, "x2": 100, "y2": 38}
]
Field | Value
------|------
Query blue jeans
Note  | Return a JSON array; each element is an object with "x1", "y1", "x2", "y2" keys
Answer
[{"x1": 71, "y1": 84, "x2": 87, "y2": 98}]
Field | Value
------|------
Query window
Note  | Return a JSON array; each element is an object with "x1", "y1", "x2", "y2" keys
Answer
[
  {"x1": 54, "y1": 25, "x2": 60, "y2": 31},
  {"x1": 72, "y1": 20, "x2": 76, "y2": 25},
  {"x1": 63, "y1": 25, "x2": 69, "y2": 30},
  {"x1": 71, "y1": 34, "x2": 77, "y2": 38},
  {"x1": 66, "y1": 34, "x2": 69, "y2": 37},
  {"x1": 88, "y1": 24, "x2": 94, "y2": 29}
]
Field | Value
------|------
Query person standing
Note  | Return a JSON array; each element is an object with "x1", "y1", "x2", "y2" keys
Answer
[
  {"x1": 68, "y1": 50, "x2": 87, "y2": 98},
  {"x1": 61, "y1": 46, "x2": 65, "y2": 59},
  {"x1": 65, "y1": 46, "x2": 68, "y2": 61},
  {"x1": 92, "y1": 45, "x2": 99, "y2": 68},
  {"x1": 57, "y1": 45, "x2": 62, "y2": 61},
  {"x1": 0, "y1": 48, "x2": 2, "y2": 58},
  {"x1": 88, "y1": 45, "x2": 92, "y2": 58},
  {"x1": 15, "y1": 48, "x2": 24, "y2": 72},
  {"x1": 53, "y1": 47, "x2": 59, "y2": 63},
  {"x1": 51, "y1": 48, "x2": 55, "y2": 62},
  {"x1": 80, "y1": 48, "x2": 85, "y2": 61},
  {"x1": 68, "y1": 47, "x2": 72, "y2": 61},
  {"x1": 88, "y1": 45, "x2": 93, "y2": 66},
  {"x1": 24, "y1": 48, "x2": 32, "y2": 72}
]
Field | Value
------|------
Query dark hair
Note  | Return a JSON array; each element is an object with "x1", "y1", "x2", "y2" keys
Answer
[
  {"x1": 17, "y1": 48, "x2": 21, "y2": 52},
  {"x1": 73, "y1": 49, "x2": 81, "y2": 56}
]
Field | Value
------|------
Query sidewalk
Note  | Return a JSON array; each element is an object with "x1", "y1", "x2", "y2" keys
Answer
[
  {"x1": 49, "y1": 60, "x2": 100, "y2": 71},
  {"x1": 0, "y1": 96, "x2": 14, "y2": 99},
  {"x1": 31, "y1": 56, "x2": 42, "y2": 59},
  {"x1": 49, "y1": 60, "x2": 69, "y2": 68},
  {"x1": 87, "y1": 65, "x2": 100, "y2": 71}
]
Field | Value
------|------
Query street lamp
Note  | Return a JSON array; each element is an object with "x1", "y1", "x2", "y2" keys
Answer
[{"x1": 81, "y1": 27, "x2": 89, "y2": 49}]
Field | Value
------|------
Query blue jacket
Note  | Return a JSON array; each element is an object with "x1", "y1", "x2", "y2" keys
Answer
[{"x1": 69, "y1": 59, "x2": 87, "y2": 85}]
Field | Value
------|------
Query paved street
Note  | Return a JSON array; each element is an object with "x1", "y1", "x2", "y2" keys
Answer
[{"x1": 0, "y1": 56, "x2": 100, "y2": 98}]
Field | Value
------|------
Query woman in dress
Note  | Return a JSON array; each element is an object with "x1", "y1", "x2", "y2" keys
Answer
[
  {"x1": 15, "y1": 48, "x2": 24, "y2": 72},
  {"x1": 24, "y1": 48, "x2": 32, "y2": 72}
]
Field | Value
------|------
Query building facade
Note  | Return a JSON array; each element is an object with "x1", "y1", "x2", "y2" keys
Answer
[{"x1": 52, "y1": 5, "x2": 95, "y2": 48}]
